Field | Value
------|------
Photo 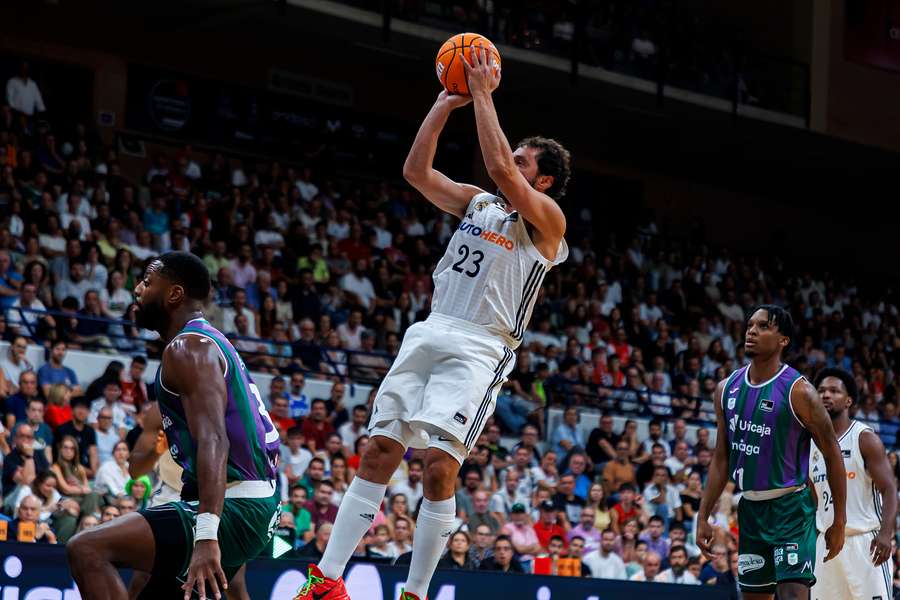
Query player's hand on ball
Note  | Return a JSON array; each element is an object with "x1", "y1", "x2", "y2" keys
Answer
[
  {"x1": 823, "y1": 522, "x2": 845, "y2": 562},
  {"x1": 462, "y1": 46, "x2": 501, "y2": 95},
  {"x1": 437, "y1": 90, "x2": 471, "y2": 110},
  {"x1": 183, "y1": 539, "x2": 227, "y2": 600},
  {"x1": 696, "y1": 519, "x2": 715, "y2": 559},
  {"x1": 870, "y1": 529, "x2": 892, "y2": 566}
]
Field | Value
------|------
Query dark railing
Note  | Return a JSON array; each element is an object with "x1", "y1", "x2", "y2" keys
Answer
[
  {"x1": 332, "y1": 0, "x2": 810, "y2": 122},
  {"x1": 8, "y1": 306, "x2": 897, "y2": 447}
]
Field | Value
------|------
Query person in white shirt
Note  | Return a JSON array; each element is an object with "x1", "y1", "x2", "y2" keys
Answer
[
  {"x1": 657, "y1": 545, "x2": 699, "y2": 584},
  {"x1": 582, "y1": 529, "x2": 627, "y2": 580},
  {"x1": 339, "y1": 261, "x2": 376, "y2": 310},
  {"x1": 7, "y1": 285, "x2": 54, "y2": 339},
  {"x1": 338, "y1": 404, "x2": 369, "y2": 455},
  {"x1": 281, "y1": 427, "x2": 314, "y2": 487},
  {"x1": 88, "y1": 381, "x2": 130, "y2": 434},
  {"x1": 371, "y1": 212, "x2": 392, "y2": 249},
  {"x1": 629, "y1": 550, "x2": 662, "y2": 582},
  {"x1": 643, "y1": 465, "x2": 683, "y2": 523},
  {"x1": 6, "y1": 62, "x2": 45, "y2": 116},
  {"x1": 94, "y1": 440, "x2": 130, "y2": 497},
  {"x1": 222, "y1": 290, "x2": 257, "y2": 335},
  {"x1": 295, "y1": 167, "x2": 318, "y2": 202},
  {"x1": 389, "y1": 458, "x2": 424, "y2": 511},
  {"x1": 94, "y1": 407, "x2": 123, "y2": 466},
  {"x1": 0, "y1": 337, "x2": 33, "y2": 394}
]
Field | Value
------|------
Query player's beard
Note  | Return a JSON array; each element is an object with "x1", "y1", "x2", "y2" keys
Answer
[{"x1": 133, "y1": 298, "x2": 167, "y2": 332}]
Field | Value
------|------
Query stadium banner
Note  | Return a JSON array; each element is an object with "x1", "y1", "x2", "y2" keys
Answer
[{"x1": 0, "y1": 542, "x2": 732, "y2": 600}]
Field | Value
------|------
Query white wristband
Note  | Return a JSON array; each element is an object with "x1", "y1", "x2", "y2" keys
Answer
[{"x1": 195, "y1": 512, "x2": 220, "y2": 543}]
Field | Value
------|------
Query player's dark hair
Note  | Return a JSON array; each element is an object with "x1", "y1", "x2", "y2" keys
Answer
[
  {"x1": 749, "y1": 304, "x2": 794, "y2": 351},
  {"x1": 517, "y1": 136, "x2": 571, "y2": 200},
  {"x1": 157, "y1": 252, "x2": 211, "y2": 301},
  {"x1": 814, "y1": 367, "x2": 858, "y2": 405}
]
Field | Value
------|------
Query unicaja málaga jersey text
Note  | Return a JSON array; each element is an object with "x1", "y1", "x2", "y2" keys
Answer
[
  {"x1": 431, "y1": 193, "x2": 568, "y2": 346},
  {"x1": 155, "y1": 318, "x2": 280, "y2": 488},
  {"x1": 722, "y1": 364, "x2": 810, "y2": 492},
  {"x1": 811, "y1": 420, "x2": 882, "y2": 534}
]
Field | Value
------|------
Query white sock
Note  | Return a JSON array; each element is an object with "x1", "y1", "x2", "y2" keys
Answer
[
  {"x1": 318, "y1": 477, "x2": 387, "y2": 580},
  {"x1": 404, "y1": 496, "x2": 457, "y2": 598}
]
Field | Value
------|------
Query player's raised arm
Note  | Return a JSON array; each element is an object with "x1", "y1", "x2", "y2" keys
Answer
[
  {"x1": 464, "y1": 48, "x2": 566, "y2": 244},
  {"x1": 129, "y1": 401, "x2": 165, "y2": 479},
  {"x1": 163, "y1": 335, "x2": 230, "y2": 600},
  {"x1": 403, "y1": 91, "x2": 485, "y2": 218},
  {"x1": 859, "y1": 427, "x2": 897, "y2": 565},
  {"x1": 792, "y1": 379, "x2": 846, "y2": 562},
  {"x1": 696, "y1": 378, "x2": 729, "y2": 558}
]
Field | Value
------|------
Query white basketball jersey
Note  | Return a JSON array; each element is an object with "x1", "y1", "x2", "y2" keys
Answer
[
  {"x1": 431, "y1": 193, "x2": 568, "y2": 347},
  {"x1": 810, "y1": 420, "x2": 882, "y2": 535}
]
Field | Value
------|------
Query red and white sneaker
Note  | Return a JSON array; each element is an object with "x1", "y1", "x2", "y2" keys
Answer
[
  {"x1": 399, "y1": 590, "x2": 426, "y2": 600},
  {"x1": 293, "y1": 564, "x2": 350, "y2": 600}
]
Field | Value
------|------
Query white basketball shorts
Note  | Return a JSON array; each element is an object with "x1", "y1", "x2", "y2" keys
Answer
[
  {"x1": 369, "y1": 312, "x2": 516, "y2": 464},
  {"x1": 812, "y1": 530, "x2": 892, "y2": 600}
]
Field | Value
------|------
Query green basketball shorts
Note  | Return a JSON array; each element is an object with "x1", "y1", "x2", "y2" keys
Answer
[
  {"x1": 736, "y1": 488, "x2": 817, "y2": 594},
  {"x1": 140, "y1": 491, "x2": 281, "y2": 583}
]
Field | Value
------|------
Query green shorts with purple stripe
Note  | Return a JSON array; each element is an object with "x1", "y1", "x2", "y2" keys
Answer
[{"x1": 736, "y1": 488, "x2": 817, "y2": 593}]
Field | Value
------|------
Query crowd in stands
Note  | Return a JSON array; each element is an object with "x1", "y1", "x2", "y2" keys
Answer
[
  {"x1": 346, "y1": 0, "x2": 769, "y2": 107},
  {"x1": 3, "y1": 59, "x2": 900, "y2": 595}
]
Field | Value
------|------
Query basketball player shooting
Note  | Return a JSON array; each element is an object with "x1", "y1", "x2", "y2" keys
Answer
[
  {"x1": 67, "y1": 252, "x2": 281, "y2": 600},
  {"x1": 296, "y1": 48, "x2": 569, "y2": 600}
]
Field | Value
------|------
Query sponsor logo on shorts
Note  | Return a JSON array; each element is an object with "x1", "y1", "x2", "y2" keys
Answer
[
  {"x1": 360, "y1": 513, "x2": 375, "y2": 522},
  {"x1": 437, "y1": 436, "x2": 453, "y2": 442},
  {"x1": 785, "y1": 543, "x2": 798, "y2": 552},
  {"x1": 454, "y1": 412, "x2": 468, "y2": 425},
  {"x1": 737, "y1": 554, "x2": 766, "y2": 575},
  {"x1": 774, "y1": 548, "x2": 784, "y2": 566},
  {"x1": 787, "y1": 553, "x2": 798, "y2": 566}
]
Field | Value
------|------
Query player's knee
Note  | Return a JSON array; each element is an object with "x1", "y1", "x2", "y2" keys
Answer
[
  {"x1": 66, "y1": 530, "x2": 104, "y2": 572},
  {"x1": 359, "y1": 436, "x2": 404, "y2": 481},
  {"x1": 423, "y1": 453, "x2": 459, "y2": 497}
]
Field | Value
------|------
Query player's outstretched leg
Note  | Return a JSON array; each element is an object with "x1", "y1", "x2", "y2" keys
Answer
[
  {"x1": 402, "y1": 447, "x2": 461, "y2": 600},
  {"x1": 67, "y1": 513, "x2": 156, "y2": 600},
  {"x1": 296, "y1": 435, "x2": 405, "y2": 599}
]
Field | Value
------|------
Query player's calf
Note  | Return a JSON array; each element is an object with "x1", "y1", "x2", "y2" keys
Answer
[{"x1": 357, "y1": 435, "x2": 406, "y2": 484}]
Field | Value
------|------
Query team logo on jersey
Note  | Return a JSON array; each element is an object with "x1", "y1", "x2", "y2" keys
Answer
[
  {"x1": 787, "y1": 553, "x2": 798, "y2": 566},
  {"x1": 737, "y1": 554, "x2": 765, "y2": 575},
  {"x1": 457, "y1": 222, "x2": 515, "y2": 251},
  {"x1": 760, "y1": 399, "x2": 774, "y2": 412},
  {"x1": 727, "y1": 396, "x2": 736, "y2": 410},
  {"x1": 474, "y1": 199, "x2": 491, "y2": 211}
]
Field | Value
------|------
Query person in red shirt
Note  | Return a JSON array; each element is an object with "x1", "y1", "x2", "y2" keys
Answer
[
  {"x1": 269, "y1": 395, "x2": 296, "y2": 439},
  {"x1": 610, "y1": 483, "x2": 641, "y2": 534},
  {"x1": 302, "y1": 399, "x2": 335, "y2": 452},
  {"x1": 533, "y1": 500, "x2": 567, "y2": 551},
  {"x1": 118, "y1": 356, "x2": 147, "y2": 414}
]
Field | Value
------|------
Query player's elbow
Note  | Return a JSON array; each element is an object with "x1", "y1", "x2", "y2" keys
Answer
[
  {"x1": 486, "y1": 163, "x2": 516, "y2": 187},
  {"x1": 402, "y1": 162, "x2": 425, "y2": 185}
]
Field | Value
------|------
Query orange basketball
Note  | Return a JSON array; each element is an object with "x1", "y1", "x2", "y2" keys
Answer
[{"x1": 435, "y1": 33, "x2": 501, "y2": 96}]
